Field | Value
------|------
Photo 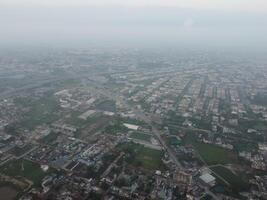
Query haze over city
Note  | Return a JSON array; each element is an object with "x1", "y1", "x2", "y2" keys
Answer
[
  {"x1": 1, "y1": 0, "x2": 267, "y2": 49},
  {"x1": 0, "y1": 1, "x2": 267, "y2": 200}
]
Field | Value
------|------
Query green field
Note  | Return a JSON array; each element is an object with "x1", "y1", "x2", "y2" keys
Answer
[
  {"x1": 193, "y1": 142, "x2": 238, "y2": 165},
  {"x1": 16, "y1": 95, "x2": 60, "y2": 130},
  {"x1": 117, "y1": 142, "x2": 165, "y2": 171},
  {"x1": 211, "y1": 166, "x2": 249, "y2": 193},
  {"x1": 129, "y1": 132, "x2": 152, "y2": 142},
  {"x1": 95, "y1": 100, "x2": 116, "y2": 112},
  {"x1": 0, "y1": 159, "x2": 53, "y2": 186},
  {"x1": 39, "y1": 132, "x2": 59, "y2": 144},
  {"x1": 105, "y1": 123, "x2": 129, "y2": 135},
  {"x1": 182, "y1": 132, "x2": 238, "y2": 165}
]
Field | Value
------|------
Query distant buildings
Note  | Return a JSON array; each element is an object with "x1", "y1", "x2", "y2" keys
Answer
[
  {"x1": 123, "y1": 123, "x2": 139, "y2": 130},
  {"x1": 176, "y1": 170, "x2": 192, "y2": 185},
  {"x1": 51, "y1": 123, "x2": 77, "y2": 136}
]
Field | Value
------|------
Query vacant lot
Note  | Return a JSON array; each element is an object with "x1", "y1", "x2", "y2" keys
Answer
[{"x1": 0, "y1": 186, "x2": 18, "y2": 200}]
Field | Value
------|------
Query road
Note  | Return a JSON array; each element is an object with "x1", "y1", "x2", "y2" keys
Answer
[
  {"x1": 87, "y1": 83, "x2": 183, "y2": 168},
  {"x1": 89, "y1": 84, "x2": 220, "y2": 200}
]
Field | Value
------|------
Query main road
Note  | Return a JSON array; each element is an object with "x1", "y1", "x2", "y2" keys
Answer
[
  {"x1": 87, "y1": 82, "x2": 183, "y2": 168},
  {"x1": 88, "y1": 83, "x2": 220, "y2": 200}
]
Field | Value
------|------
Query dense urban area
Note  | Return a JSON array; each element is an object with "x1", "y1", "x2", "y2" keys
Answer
[{"x1": 0, "y1": 48, "x2": 267, "y2": 200}]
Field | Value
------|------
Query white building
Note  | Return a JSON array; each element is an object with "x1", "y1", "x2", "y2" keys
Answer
[{"x1": 199, "y1": 173, "x2": 216, "y2": 186}]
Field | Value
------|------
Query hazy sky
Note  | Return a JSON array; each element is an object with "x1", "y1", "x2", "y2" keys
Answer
[
  {"x1": 1, "y1": 0, "x2": 267, "y2": 49},
  {"x1": 2, "y1": 0, "x2": 267, "y2": 12}
]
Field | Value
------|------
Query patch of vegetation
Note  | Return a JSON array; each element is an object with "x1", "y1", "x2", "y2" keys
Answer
[
  {"x1": 251, "y1": 93, "x2": 267, "y2": 106},
  {"x1": 191, "y1": 117, "x2": 211, "y2": 130},
  {"x1": 182, "y1": 131, "x2": 238, "y2": 165},
  {"x1": 200, "y1": 194, "x2": 212, "y2": 200},
  {"x1": 233, "y1": 140, "x2": 258, "y2": 152},
  {"x1": 56, "y1": 79, "x2": 81, "y2": 89},
  {"x1": 39, "y1": 132, "x2": 59, "y2": 145},
  {"x1": 194, "y1": 142, "x2": 238, "y2": 165},
  {"x1": 105, "y1": 122, "x2": 129, "y2": 135},
  {"x1": 129, "y1": 132, "x2": 152, "y2": 142},
  {"x1": 166, "y1": 136, "x2": 182, "y2": 146},
  {"x1": 139, "y1": 99, "x2": 151, "y2": 111},
  {"x1": 165, "y1": 112, "x2": 211, "y2": 131},
  {"x1": 17, "y1": 95, "x2": 60, "y2": 130},
  {"x1": 0, "y1": 159, "x2": 54, "y2": 186},
  {"x1": 4, "y1": 124, "x2": 20, "y2": 136},
  {"x1": 218, "y1": 100, "x2": 231, "y2": 116},
  {"x1": 181, "y1": 130, "x2": 199, "y2": 145},
  {"x1": 238, "y1": 119, "x2": 267, "y2": 132},
  {"x1": 211, "y1": 166, "x2": 249, "y2": 193},
  {"x1": 95, "y1": 100, "x2": 116, "y2": 112},
  {"x1": 117, "y1": 142, "x2": 165, "y2": 171},
  {"x1": 66, "y1": 112, "x2": 101, "y2": 128}
]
